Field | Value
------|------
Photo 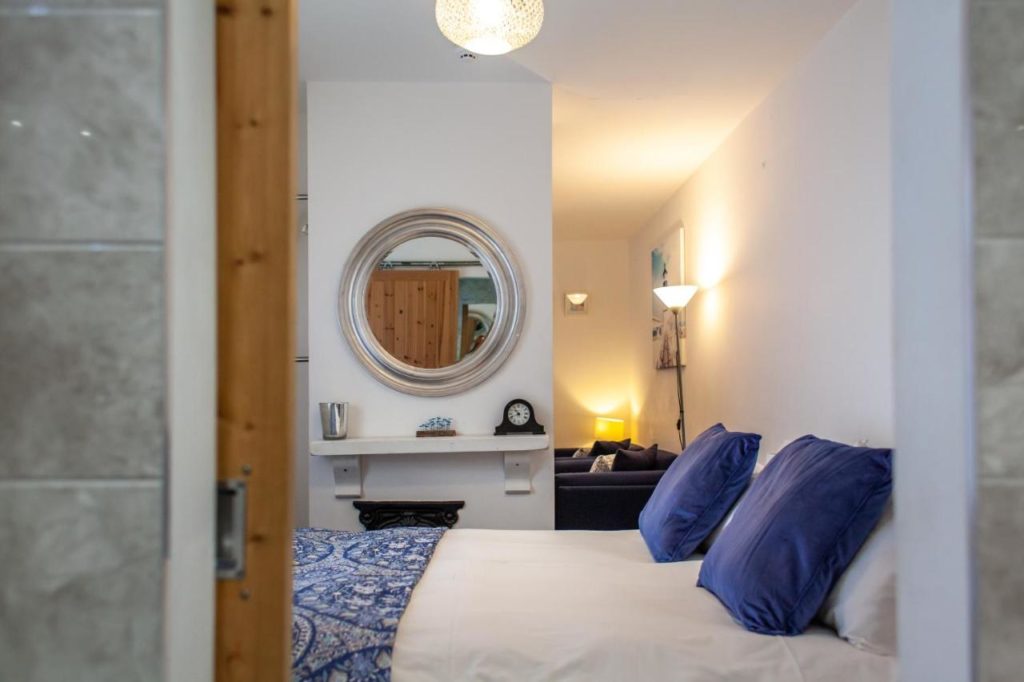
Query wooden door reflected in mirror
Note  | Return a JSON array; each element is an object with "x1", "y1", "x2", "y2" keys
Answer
[
  {"x1": 363, "y1": 235, "x2": 497, "y2": 369},
  {"x1": 367, "y1": 270, "x2": 460, "y2": 368}
]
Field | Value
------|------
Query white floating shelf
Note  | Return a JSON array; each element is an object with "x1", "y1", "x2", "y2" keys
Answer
[{"x1": 310, "y1": 434, "x2": 550, "y2": 498}]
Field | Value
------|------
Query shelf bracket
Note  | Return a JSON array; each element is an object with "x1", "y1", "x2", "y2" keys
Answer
[
  {"x1": 330, "y1": 455, "x2": 362, "y2": 498},
  {"x1": 503, "y1": 451, "x2": 532, "y2": 494}
]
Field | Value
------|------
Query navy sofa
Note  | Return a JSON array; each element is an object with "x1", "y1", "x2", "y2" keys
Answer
[{"x1": 554, "y1": 447, "x2": 678, "y2": 530}]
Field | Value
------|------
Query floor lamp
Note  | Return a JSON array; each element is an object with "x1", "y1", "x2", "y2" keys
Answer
[{"x1": 653, "y1": 285, "x2": 699, "y2": 448}]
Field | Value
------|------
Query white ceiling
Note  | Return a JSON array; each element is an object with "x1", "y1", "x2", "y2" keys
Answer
[{"x1": 300, "y1": 0, "x2": 858, "y2": 239}]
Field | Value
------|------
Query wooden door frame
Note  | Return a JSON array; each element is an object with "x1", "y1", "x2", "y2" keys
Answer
[{"x1": 215, "y1": 0, "x2": 296, "y2": 679}]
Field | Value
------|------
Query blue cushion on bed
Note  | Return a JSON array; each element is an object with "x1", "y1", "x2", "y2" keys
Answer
[
  {"x1": 638, "y1": 424, "x2": 760, "y2": 562},
  {"x1": 697, "y1": 435, "x2": 893, "y2": 636}
]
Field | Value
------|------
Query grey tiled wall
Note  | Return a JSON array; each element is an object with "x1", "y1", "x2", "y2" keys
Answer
[
  {"x1": 0, "y1": 2, "x2": 165, "y2": 681},
  {"x1": 972, "y1": 2, "x2": 1024, "y2": 681}
]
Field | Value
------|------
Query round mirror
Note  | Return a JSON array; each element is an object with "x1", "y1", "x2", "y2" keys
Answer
[{"x1": 339, "y1": 209, "x2": 525, "y2": 396}]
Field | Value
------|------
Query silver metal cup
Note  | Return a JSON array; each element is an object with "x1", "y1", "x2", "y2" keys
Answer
[{"x1": 319, "y1": 402, "x2": 349, "y2": 440}]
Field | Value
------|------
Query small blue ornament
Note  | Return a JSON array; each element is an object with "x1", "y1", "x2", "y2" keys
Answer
[{"x1": 418, "y1": 416, "x2": 453, "y2": 431}]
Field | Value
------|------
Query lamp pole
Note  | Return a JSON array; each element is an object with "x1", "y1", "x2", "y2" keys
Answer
[
  {"x1": 653, "y1": 284, "x2": 697, "y2": 451},
  {"x1": 672, "y1": 308, "x2": 686, "y2": 448}
]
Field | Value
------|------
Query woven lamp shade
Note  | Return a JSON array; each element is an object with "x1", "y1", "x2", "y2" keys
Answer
[{"x1": 436, "y1": 0, "x2": 545, "y2": 56}]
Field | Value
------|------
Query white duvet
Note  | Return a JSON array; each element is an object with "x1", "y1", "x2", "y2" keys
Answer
[{"x1": 392, "y1": 529, "x2": 896, "y2": 682}]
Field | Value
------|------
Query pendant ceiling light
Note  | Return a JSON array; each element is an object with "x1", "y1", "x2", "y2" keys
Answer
[{"x1": 436, "y1": 0, "x2": 545, "y2": 56}]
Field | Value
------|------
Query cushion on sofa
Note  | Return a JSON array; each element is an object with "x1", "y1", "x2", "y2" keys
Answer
[
  {"x1": 638, "y1": 424, "x2": 760, "y2": 562},
  {"x1": 697, "y1": 435, "x2": 892, "y2": 636},
  {"x1": 558, "y1": 450, "x2": 676, "y2": 475},
  {"x1": 590, "y1": 438, "x2": 633, "y2": 456},
  {"x1": 654, "y1": 449, "x2": 679, "y2": 470},
  {"x1": 589, "y1": 454, "x2": 616, "y2": 473},
  {"x1": 612, "y1": 444, "x2": 658, "y2": 471}
]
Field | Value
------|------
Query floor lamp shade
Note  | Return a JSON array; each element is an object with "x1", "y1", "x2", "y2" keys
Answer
[{"x1": 653, "y1": 284, "x2": 698, "y2": 310}]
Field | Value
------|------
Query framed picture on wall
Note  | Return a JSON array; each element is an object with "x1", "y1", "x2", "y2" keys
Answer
[{"x1": 652, "y1": 224, "x2": 686, "y2": 369}]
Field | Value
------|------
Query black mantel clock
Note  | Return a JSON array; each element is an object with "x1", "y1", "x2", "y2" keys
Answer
[{"x1": 494, "y1": 398, "x2": 546, "y2": 435}]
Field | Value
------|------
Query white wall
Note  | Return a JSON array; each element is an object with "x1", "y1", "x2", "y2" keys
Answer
[
  {"x1": 891, "y1": 0, "x2": 973, "y2": 680},
  {"x1": 307, "y1": 82, "x2": 553, "y2": 531},
  {"x1": 629, "y1": 0, "x2": 894, "y2": 456},
  {"x1": 552, "y1": 239, "x2": 633, "y2": 448}
]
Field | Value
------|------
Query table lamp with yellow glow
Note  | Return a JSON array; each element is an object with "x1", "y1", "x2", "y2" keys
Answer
[{"x1": 594, "y1": 417, "x2": 625, "y2": 442}]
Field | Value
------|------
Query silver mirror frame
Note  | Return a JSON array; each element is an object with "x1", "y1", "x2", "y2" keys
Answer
[{"x1": 338, "y1": 208, "x2": 526, "y2": 397}]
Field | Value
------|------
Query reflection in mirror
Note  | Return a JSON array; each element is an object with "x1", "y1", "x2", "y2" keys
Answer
[{"x1": 366, "y1": 237, "x2": 497, "y2": 369}]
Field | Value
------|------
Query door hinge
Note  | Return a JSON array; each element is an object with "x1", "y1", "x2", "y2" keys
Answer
[{"x1": 216, "y1": 479, "x2": 247, "y2": 580}]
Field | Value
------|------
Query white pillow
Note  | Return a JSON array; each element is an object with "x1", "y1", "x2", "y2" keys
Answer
[
  {"x1": 571, "y1": 447, "x2": 592, "y2": 459},
  {"x1": 817, "y1": 504, "x2": 897, "y2": 656},
  {"x1": 588, "y1": 454, "x2": 615, "y2": 473}
]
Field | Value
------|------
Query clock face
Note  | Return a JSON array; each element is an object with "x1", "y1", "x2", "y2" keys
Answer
[{"x1": 507, "y1": 402, "x2": 531, "y2": 426}]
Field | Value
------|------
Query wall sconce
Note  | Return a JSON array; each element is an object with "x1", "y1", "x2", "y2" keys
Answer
[
  {"x1": 564, "y1": 292, "x2": 589, "y2": 315},
  {"x1": 594, "y1": 416, "x2": 625, "y2": 441}
]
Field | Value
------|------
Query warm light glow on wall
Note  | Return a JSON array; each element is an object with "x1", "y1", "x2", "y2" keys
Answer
[
  {"x1": 594, "y1": 417, "x2": 625, "y2": 441},
  {"x1": 555, "y1": 376, "x2": 631, "y2": 444},
  {"x1": 557, "y1": 374, "x2": 627, "y2": 419},
  {"x1": 696, "y1": 204, "x2": 731, "y2": 288},
  {"x1": 697, "y1": 286, "x2": 721, "y2": 326}
]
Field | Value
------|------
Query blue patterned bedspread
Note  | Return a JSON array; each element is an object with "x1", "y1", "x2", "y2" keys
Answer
[{"x1": 292, "y1": 527, "x2": 446, "y2": 682}]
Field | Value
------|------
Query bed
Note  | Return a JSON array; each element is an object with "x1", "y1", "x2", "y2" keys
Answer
[{"x1": 292, "y1": 527, "x2": 896, "y2": 682}]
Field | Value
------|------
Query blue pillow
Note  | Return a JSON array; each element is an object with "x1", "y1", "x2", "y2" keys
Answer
[
  {"x1": 697, "y1": 435, "x2": 893, "y2": 636},
  {"x1": 638, "y1": 424, "x2": 761, "y2": 562}
]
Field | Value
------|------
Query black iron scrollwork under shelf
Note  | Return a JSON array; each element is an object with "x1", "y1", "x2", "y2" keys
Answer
[{"x1": 352, "y1": 500, "x2": 465, "y2": 531}]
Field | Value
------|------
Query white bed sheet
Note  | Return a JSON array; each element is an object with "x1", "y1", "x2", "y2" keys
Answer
[{"x1": 392, "y1": 529, "x2": 896, "y2": 682}]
